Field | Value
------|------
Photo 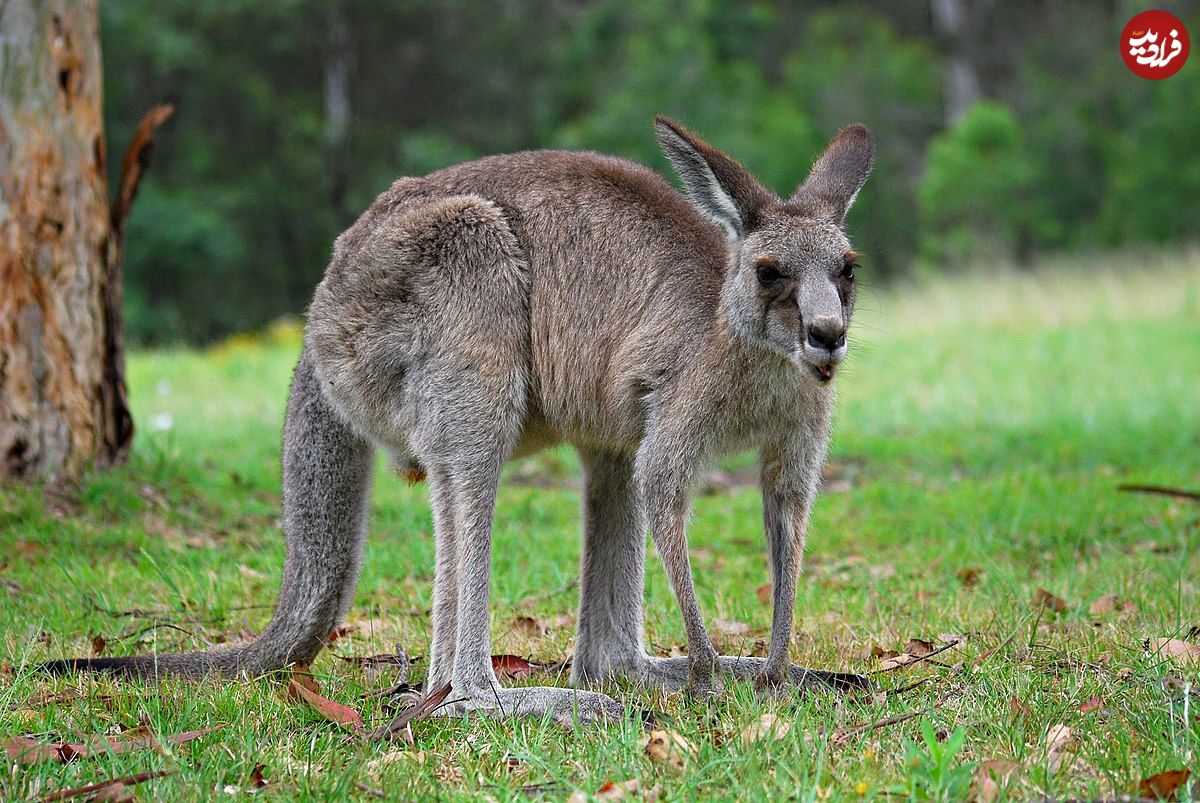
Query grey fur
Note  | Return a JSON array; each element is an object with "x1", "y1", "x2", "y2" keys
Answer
[{"x1": 44, "y1": 117, "x2": 873, "y2": 725}]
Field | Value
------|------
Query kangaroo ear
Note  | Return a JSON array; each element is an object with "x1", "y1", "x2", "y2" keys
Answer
[
  {"x1": 654, "y1": 116, "x2": 772, "y2": 238},
  {"x1": 791, "y1": 124, "x2": 874, "y2": 225}
]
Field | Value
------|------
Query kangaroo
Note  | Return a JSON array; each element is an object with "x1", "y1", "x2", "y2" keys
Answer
[{"x1": 44, "y1": 116, "x2": 873, "y2": 726}]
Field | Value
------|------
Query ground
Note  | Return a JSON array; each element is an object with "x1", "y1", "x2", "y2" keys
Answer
[{"x1": 2, "y1": 254, "x2": 1198, "y2": 801}]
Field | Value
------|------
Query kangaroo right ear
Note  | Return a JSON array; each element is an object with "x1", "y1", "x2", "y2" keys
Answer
[
  {"x1": 654, "y1": 116, "x2": 772, "y2": 239},
  {"x1": 791, "y1": 124, "x2": 875, "y2": 225}
]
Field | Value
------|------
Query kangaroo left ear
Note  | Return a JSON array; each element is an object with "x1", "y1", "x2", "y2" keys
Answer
[
  {"x1": 655, "y1": 115, "x2": 774, "y2": 239},
  {"x1": 791, "y1": 124, "x2": 874, "y2": 225}
]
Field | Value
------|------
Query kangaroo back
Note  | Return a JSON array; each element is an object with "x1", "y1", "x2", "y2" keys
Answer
[{"x1": 41, "y1": 349, "x2": 374, "y2": 677}]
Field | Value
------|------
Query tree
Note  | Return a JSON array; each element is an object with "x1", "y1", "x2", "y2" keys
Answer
[{"x1": 0, "y1": 0, "x2": 169, "y2": 479}]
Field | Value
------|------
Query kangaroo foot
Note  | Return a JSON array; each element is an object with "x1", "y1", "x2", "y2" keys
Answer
[
  {"x1": 433, "y1": 682, "x2": 627, "y2": 728},
  {"x1": 613, "y1": 655, "x2": 869, "y2": 695}
]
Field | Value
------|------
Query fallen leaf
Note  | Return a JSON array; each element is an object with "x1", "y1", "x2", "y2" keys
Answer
[
  {"x1": 287, "y1": 679, "x2": 364, "y2": 732},
  {"x1": 1044, "y1": 723, "x2": 1081, "y2": 773},
  {"x1": 641, "y1": 729, "x2": 695, "y2": 770},
  {"x1": 238, "y1": 564, "x2": 267, "y2": 581},
  {"x1": 740, "y1": 713, "x2": 790, "y2": 744},
  {"x1": 756, "y1": 583, "x2": 772, "y2": 606},
  {"x1": 326, "y1": 625, "x2": 355, "y2": 642},
  {"x1": 90, "y1": 635, "x2": 106, "y2": 656},
  {"x1": 1079, "y1": 696, "x2": 1103, "y2": 714},
  {"x1": 4, "y1": 728, "x2": 214, "y2": 765},
  {"x1": 1088, "y1": 593, "x2": 1119, "y2": 615},
  {"x1": 1146, "y1": 638, "x2": 1200, "y2": 666},
  {"x1": 286, "y1": 665, "x2": 322, "y2": 697},
  {"x1": 714, "y1": 618, "x2": 752, "y2": 636},
  {"x1": 568, "y1": 778, "x2": 643, "y2": 802},
  {"x1": 1009, "y1": 696, "x2": 1033, "y2": 718},
  {"x1": 956, "y1": 567, "x2": 982, "y2": 587},
  {"x1": 880, "y1": 653, "x2": 917, "y2": 670},
  {"x1": 1138, "y1": 768, "x2": 1191, "y2": 800},
  {"x1": 513, "y1": 616, "x2": 547, "y2": 637},
  {"x1": 1046, "y1": 723, "x2": 1074, "y2": 754},
  {"x1": 971, "y1": 759, "x2": 1020, "y2": 803},
  {"x1": 905, "y1": 638, "x2": 936, "y2": 658},
  {"x1": 492, "y1": 654, "x2": 551, "y2": 679},
  {"x1": 869, "y1": 563, "x2": 896, "y2": 580},
  {"x1": 248, "y1": 763, "x2": 268, "y2": 789},
  {"x1": 1031, "y1": 588, "x2": 1069, "y2": 613}
]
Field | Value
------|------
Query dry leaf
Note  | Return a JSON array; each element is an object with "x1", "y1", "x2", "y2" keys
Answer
[
  {"x1": 91, "y1": 635, "x2": 106, "y2": 656},
  {"x1": 880, "y1": 653, "x2": 917, "y2": 670},
  {"x1": 567, "y1": 778, "x2": 643, "y2": 802},
  {"x1": 491, "y1": 654, "x2": 550, "y2": 679},
  {"x1": 1138, "y1": 768, "x2": 1190, "y2": 800},
  {"x1": 740, "y1": 713, "x2": 790, "y2": 745},
  {"x1": 714, "y1": 618, "x2": 752, "y2": 635},
  {"x1": 1045, "y1": 723, "x2": 1078, "y2": 773},
  {"x1": 287, "y1": 665, "x2": 322, "y2": 696},
  {"x1": 4, "y1": 727, "x2": 213, "y2": 765},
  {"x1": 905, "y1": 638, "x2": 936, "y2": 657},
  {"x1": 642, "y1": 729, "x2": 695, "y2": 770},
  {"x1": 326, "y1": 624, "x2": 355, "y2": 642},
  {"x1": 287, "y1": 679, "x2": 364, "y2": 732},
  {"x1": 238, "y1": 564, "x2": 267, "y2": 581},
  {"x1": 756, "y1": 584, "x2": 772, "y2": 606},
  {"x1": 1008, "y1": 696, "x2": 1033, "y2": 718},
  {"x1": 1147, "y1": 638, "x2": 1200, "y2": 666},
  {"x1": 971, "y1": 759, "x2": 1020, "y2": 803},
  {"x1": 1088, "y1": 593, "x2": 1119, "y2": 615},
  {"x1": 1079, "y1": 696, "x2": 1103, "y2": 714},
  {"x1": 513, "y1": 616, "x2": 547, "y2": 637},
  {"x1": 1031, "y1": 588, "x2": 1068, "y2": 613},
  {"x1": 956, "y1": 567, "x2": 982, "y2": 587}
]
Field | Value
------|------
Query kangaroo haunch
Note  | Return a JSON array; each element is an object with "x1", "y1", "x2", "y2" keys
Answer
[{"x1": 45, "y1": 116, "x2": 875, "y2": 726}]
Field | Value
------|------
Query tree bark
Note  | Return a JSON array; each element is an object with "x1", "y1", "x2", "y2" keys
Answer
[
  {"x1": 0, "y1": 0, "x2": 165, "y2": 480},
  {"x1": 931, "y1": 0, "x2": 988, "y2": 124}
]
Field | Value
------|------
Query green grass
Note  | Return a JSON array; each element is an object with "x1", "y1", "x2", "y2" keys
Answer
[{"x1": 3, "y1": 254, "x2": 1199, "y2": 800}]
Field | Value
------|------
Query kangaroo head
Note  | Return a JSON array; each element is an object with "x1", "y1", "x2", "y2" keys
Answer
[{"x1": 655, "y1": 116, "x2": 874, "y2": 383}]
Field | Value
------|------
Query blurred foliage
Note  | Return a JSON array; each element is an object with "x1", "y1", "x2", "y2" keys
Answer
[
  {"x1": 919, "y1": 102, "x2": 1034, "y2": 264},
  {"x1": 98, "y1": 0, "x2": 1200, "y2": 344}
]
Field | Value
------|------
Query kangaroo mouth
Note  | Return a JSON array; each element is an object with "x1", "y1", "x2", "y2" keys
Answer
[{"x1": 809, "y1": 362, "x2": 835, "y2": 382}]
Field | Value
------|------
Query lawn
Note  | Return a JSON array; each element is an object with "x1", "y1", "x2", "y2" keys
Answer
[{"x1": 2, "y1": 253, "x2": 1199, "y2": 800}]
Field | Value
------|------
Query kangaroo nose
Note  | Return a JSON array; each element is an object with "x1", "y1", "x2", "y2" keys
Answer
[{"x1": 806, "y1": 317, "x2": 846, "y2": 352}]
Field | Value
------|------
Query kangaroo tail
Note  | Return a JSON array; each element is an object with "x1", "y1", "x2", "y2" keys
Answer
[{"x1": 40, "y1": 347, "x2": 375, "y2": 679}]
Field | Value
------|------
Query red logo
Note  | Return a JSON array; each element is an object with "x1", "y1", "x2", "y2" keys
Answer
[{"x1": 1122, "y1": 10, "x2": 1190, "y2": 79}]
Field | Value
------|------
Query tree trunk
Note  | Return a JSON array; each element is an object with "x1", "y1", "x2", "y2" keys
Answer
[
  {"x1": 0, "y1": 0, "x2": 165, "y2": 480},
  {"x1": 931, "y1": 0, "x2": 988, "y2": 124}
]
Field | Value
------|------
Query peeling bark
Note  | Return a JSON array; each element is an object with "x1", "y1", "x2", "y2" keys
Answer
[{"x1": 0, "y1": 0, "x2": 168, "y2": 480}]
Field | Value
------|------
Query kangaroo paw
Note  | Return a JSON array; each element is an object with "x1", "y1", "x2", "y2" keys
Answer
[
  {"x1": 609, "y1": 655, "x2": 869, "y2": 694},
  {"x1": 435, "y1": 683, "x2": 627, "y2": 728}
]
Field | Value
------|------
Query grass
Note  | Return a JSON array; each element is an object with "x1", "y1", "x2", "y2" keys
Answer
[{"x1": 2, "y1": 252, "x2": 1199, "y2": 800}]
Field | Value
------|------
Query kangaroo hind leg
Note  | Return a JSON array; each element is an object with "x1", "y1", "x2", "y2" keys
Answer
[{"x1": 349, "y1": 196, "x2": 623, "y2": 726}]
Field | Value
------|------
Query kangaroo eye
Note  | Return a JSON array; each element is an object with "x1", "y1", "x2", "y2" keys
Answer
[
  {"x1": 755, "y1": 259, "x2": 783, "y2": 285},
  {"x1": 840, "y1": 264, "x2": 856, "y2": 281}
]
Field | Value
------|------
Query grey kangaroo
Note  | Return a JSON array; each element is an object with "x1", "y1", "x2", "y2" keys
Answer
[{"x1": 46, "y1": 116, "x2": 874, "y2": 726}]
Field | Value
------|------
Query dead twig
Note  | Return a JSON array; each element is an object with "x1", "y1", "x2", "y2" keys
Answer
[
  {"x1": 111, "y1": 105, "x2": 175, "y2": 237},
  {"x1": 868, "y1": 639, "x2": 961, "y2": 674},
  {"x1": 833, "y1": 708, "x2": 928, "y2": 745},
  {"x1": 354, "y1": 782, "x2": 387, "y2": 798},
  {"x1": 1117, "y1": 484, "x2": 1200, "y2": 502},
  {"x1": 368, "y1": 682, "x2": 455, "y2": 741},
  {"x1": 41, "y1": 770, "x2": 173, "y2": 801}
]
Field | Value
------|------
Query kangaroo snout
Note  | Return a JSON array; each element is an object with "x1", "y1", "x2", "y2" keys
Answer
[{"x1": 805, "y1": 316, "x2": 846, "y2": 354}]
